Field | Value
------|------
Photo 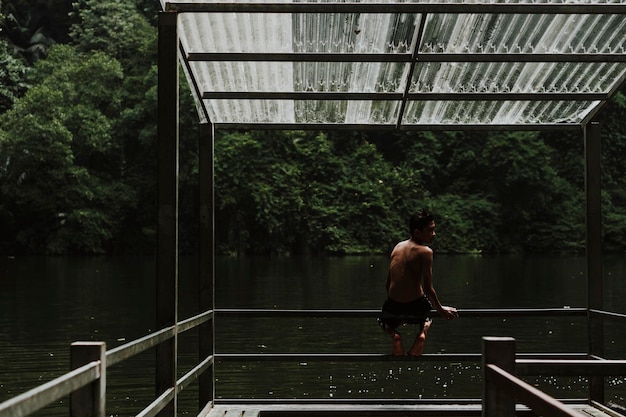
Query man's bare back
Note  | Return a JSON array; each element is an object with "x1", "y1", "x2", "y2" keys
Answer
[{"x1": 386, "y1": 239, "x2": 431, "y2": 303}]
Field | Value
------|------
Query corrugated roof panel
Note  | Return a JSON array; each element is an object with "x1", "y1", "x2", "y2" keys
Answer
[
  {"x1": 180, "y1": 12, "x2": 292, "y2": 53},
  {"x1": 295, "y1": 99, "x2": 401, "y2": 124},
  {"x1": 403, "y1": 100, "x2": 597, "y2": 125},
  {"x1": 204, "y1": 99, "x2": 296, "y2": 124},
  {"x1": 410, "y1": 62, "x2": 626, "y2": 93},
  {"x1": 162, "y1": 0, "x2": 626, "y2": 129},
  {"x1": 293, "y1": 62, "x2": 409, "y2": 93}
]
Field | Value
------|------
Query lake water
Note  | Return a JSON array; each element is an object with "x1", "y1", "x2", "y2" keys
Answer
[{"x1": 1, "y1": 255, "x2": 626, "y2": 416}]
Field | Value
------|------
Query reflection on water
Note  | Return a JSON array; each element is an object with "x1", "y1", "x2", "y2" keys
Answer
[
  {"x1": 214, "y1": 360, "x2": 486, "y2": 400},
  {"x1": 1, "y1": 255, "x2": 626, "y2": 415}
]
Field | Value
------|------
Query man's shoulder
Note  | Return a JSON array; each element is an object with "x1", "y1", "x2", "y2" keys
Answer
[
  {"x1": 395, "y1": 239, "x2": 433, "y2": 256},
  {"x1": 414, "y1": 244, "x2": 433, "y2": 257}
]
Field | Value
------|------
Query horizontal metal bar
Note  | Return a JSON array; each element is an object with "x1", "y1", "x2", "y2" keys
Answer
[
  {"x1": 108, "y1": 311, "x2": 212, "y2": 366},
  {"x1": 407, "y1": 92, "x2": 606, "y2": 100},
  {"x1": 516, "y1": 359, "x2": 626, "y2": 376},
  {"x1": 214, "y1": 352, "x2": 588, "y2": 363},
  {"x1": 188, "y1": 52, "x2": 412, "y2": 62},
  {"x1": 214, "y1": 308, "x2": 587, "y2": 318},
  {"x1": 213, "y1": 122, "x2": 584, "y2": 132},
  {"x1": 517, "y1": 353, "x2": 589, "y2": 360},
  {"x1": 218, "y1": 398, "x2": 483, "y2": 404},
  {"x1": 178, "y1": 310, "x2": 213, "y2": 333},
  {"x1": 215, "y1": 353, "x2": 481, "y2": 362},
  {"x1": 107, "y1": 325, "x2": 176, "y2": 367},
  {"x1": 177, "y1": 355, "x2": 214, "y2": 391},
  {"x1": 202, "y1": 92, "x2": 606, "y2": 100},
  {"x1": 486, "y1": 364, "x2": 582, "y2": 417},
  {"x1": 136, "y1": 386, "x2": 175, "y2": 417},
  {"x1": 202, "y1": 92, "x2": 403, "y2": 100},
  {"x1": 218, "y1": 353, "x2": 587, "y2": 361},
  {"x1": 166, "y1": 2, "x2": 626, "y2": 14},
  {"x1": 589, "y1": 308, "x2": 626, "y2": 320},
  {"x1": 0, "y1": 362, "x2": 100, "y2": 417},
  {"x1": 188, "y1": 52, "x2": 626, "y2": 63}
]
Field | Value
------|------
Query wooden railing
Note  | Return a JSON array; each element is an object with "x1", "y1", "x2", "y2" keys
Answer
[
  {"x1": 0, "y1": 306, "x2": 624, "y2": 417},
  {"x1": 482, "y1": 336, "x2": 626, "y2": 417}
]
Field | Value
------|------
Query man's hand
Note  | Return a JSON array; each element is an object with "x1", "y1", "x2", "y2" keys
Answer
[{"x1": 440, "y1": 306, "x2": 459, "y2": 320}]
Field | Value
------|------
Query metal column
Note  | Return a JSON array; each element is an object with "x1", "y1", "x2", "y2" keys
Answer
[
  {"x1": 157, "y1": 11, "x2": 179, "y2": 417},
  {"x1": 584, "y1": 121, "x2": 603, "y2": 402},
  {"x1": 198, "y1": 122, "x2": 215, "y2": 408}
]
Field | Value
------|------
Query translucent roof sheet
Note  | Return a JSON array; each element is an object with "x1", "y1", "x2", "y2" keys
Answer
[{"x1": 160, "y1": 1, "x2": 626, "y2": 130}]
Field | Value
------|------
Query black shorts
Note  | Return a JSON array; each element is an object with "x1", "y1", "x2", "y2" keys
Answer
[{"x1": 378, "y1": 295, "x2": 432, "y2": 332}]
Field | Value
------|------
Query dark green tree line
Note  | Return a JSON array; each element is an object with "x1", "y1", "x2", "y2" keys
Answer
[{"x1": 1, "y1": 0, "x2": 625, "y2": 255}]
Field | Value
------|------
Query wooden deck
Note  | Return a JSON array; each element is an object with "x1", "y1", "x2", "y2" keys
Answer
[{"x1": 200, "y1": 402, "x2": 625, "y2": 417}]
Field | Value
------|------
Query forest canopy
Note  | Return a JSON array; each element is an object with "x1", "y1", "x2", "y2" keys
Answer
[{"x1": 1, "y1": 0, "x2": 625, "y2": 256}]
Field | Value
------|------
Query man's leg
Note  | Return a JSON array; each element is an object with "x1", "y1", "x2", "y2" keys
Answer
[
  {"x1": 381, "y1": 322, "x2": 404, "y2": 355},
  {"x1": 407, "y1": 319, "x2": 432, "y2": 356},
  {"x1": 391, "y1": 331, "x2": 404, "y2": 356}
]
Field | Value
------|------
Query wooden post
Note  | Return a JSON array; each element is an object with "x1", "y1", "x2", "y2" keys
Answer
[
  {"x1": 70, "y1": 342, "x2": 106, "y2": 417},
  {"x1": 198, "y1": 122, "x2": 215, "y2": 408},
  {"x1": 482, "y1": 337, "x2": 516, "y2": 417},
  {"x1": 157, "y1": 10, "x2": 179, "y2": 417},
  {"x1": 585, "y1": 121, "x2": 604, "y2": 402}
]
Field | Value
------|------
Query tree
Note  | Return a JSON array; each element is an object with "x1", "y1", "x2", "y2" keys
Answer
[
  {"x1": 213, "y1": 130, "x2": 409, "y2": 255},
  {"x1": 295, "y1": 131, "x2": 400, "y2": 254},
  {"x1": 69, "y1": 0, "x2": 160, "y2": 253},
  {"x1": 0, "y1": 0, "x2": 74, "y2": 63},
  {"x1": 0, "y1": 44, "x2": 135, "y2": 254},
  {"x1": 597, "y1": 91, "x2": 626, "y2": 252},
  {"x1": 0, "y1": 39, "x2": 29, "y2": 114}
]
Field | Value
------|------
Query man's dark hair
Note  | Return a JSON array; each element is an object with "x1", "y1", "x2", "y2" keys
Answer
[{"x1": 409, "y1": 210, "x2": 435, "y2": 235}]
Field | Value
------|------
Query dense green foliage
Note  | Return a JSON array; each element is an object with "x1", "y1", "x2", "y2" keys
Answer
[{"x1": 1, "y1": 0, "x2": 625, "y2": 256}]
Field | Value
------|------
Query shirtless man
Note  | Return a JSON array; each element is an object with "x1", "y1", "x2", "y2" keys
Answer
[{"x1": 379, "y1": 210, "x2": 458, "y2": 356}]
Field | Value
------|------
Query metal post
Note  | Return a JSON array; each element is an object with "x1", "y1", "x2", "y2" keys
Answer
[
  {"x1": 482, "y1": 337, "x2": 516, "y2": 417},
  {"x1": 157, "y1": 10, "x2": 179, "y2": 417},
  {"x1": 198, "y1": 122, "x2": 215, "y2": 408},
  {"x1": 70, "y1": 342, "x2": 106, "y2": 417},
  {"x1": 585, "y1": 121, "x2": 604, "y2": 402}
]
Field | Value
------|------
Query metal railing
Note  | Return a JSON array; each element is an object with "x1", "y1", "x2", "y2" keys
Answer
[
  {"x1": 0, "y1": 312, "x2": 213, "y2": 417},
  {"x1": 0, "y1": 306, "x2": 624, "y2": 417}
]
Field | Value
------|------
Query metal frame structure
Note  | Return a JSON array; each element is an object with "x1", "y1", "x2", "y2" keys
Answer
[
  {"x1": 161, "y1": 1, "x2": 626, "y2": 131},
  {"x1": 155, "y1": 2, "x2": 626, "y2": 416}
]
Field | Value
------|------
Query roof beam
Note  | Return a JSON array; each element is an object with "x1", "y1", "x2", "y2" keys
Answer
[
  {"x1": 212, "y1": 122, "x2": 582, "y2": 132},
  {"x1": 201, "y1": 92, "x2": 607, "y2": 101},
  {"x1": 166, "y1": 2, "x2": 626, "y2": 14},
  {"x1": 187, "y1": 53, "x2": 412, "y2": 62},
  {"x1": 396, "y1": 13, "x2": 427, "y2": 129},
  {"x1": 187, "y1": 52, "x2": 626, "y2": 63}
]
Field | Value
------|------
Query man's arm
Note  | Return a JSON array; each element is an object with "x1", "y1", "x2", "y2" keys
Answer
[{"x1": 421, "y1": 248, "x2": 458, "y2": 320}]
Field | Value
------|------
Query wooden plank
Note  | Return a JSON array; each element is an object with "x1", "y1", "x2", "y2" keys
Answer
[
  {"x1": 199, "y1": 402, "x2": 624, "y2": 417},
  {"x1": 199, "y1": 405, "x2": 487, "y2": 417},
  {"x1": 204, "y1": 407, "x2": 226, "y2": 417},
  {"x1": 571, "y1": 404, "x2": 623, "y2": 417},
  {"x1": 224, "y1": 409, "x2": 243, "y2": 417},
  {"x1": 243, "y1": 409, "x2": 261, "y2": 417},
  {"x1": 197, "y1": 403, "x2": 626, "y2": 417},
  {"x1": 197, "y1": 403, "x2": 214, "y2": 417}
]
